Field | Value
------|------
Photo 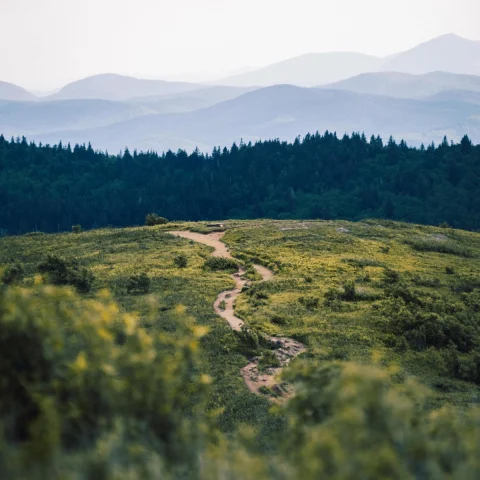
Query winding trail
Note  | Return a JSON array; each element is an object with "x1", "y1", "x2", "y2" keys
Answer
[{"x1": 169, "y1": 230, "x2": 305, "y2": 399}]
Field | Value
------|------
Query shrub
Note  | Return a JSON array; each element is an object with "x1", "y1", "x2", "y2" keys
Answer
[
  {"x1": 445, "y1": 266, "x2": 455, "y2": 275},
  {"x1": 126, "y1": 272, "x2": 150, "y2": 294},
  {"x1": 235, "y1": 325, "x2": 272, "y2": 356},
  {"x1": 383, "y1": 268, "x2": 400, "y2": 285},
  {"x1": 342, "y1": 281, "x2": 357, "y2": 301},
  {"x1": 72, "y1": 224, "x2": 82, "y2": 234},
  {"x1": 145, "y1": 213, "x2": 169, "y2": 226},
  {"x1": 174, "y1": 254, "x2": 188, "y2": 268},
  {"x1": 2, "y1": 262, "x2": 25, "y2": 285},
  {"x1": 247, "y1": 286, "x2": 269, "y2": 301},
  {"x1": 38, "y1": 255, "x2": 94, "y2": 293},
  {"x1": 451, "y1": 277, "x2": 480, "y2": 294},
  {"x1": 343, "y1": 258, "x2": 384, "y2": 268},
  {"x1": 411, "y1": 275, "x2": 441, "y2": 288},
  {"x1": 258, "y1": 350, "x2": 281, "y2": 372},
  {"x1": 405, "y1": 238, "x2": 473, "y2": 258},
  {"x1": 204, "y1": 257, "x2": 238, "y2": 272},
  {"x1": 271, "y1": 315, "x2": 288, "y2": 326},
  {"x1": 298, "y1": 295, "x2": 319, "y2": 309},
  {"x1": 0, "y1": 283, "x2": 209, "y2": 470}
]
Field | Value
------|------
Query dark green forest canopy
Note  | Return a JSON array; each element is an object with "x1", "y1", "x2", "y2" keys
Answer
[{"x1": 0, "y1": 132, "x2": 478, "y2": 234}]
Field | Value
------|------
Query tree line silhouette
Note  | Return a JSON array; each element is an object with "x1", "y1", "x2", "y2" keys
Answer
[{"x1": 0, "y1": 132, "x2": 478, "y2": 234}]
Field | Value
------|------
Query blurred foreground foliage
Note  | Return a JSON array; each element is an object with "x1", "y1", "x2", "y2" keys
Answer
[{"x1": 1, "y1": 281, "x2": 480, "y2": 479}]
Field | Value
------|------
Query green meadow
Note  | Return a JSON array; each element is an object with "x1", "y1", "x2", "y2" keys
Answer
[{"x1": 1, "y1": 219, "x2": 480, "y2": 478}]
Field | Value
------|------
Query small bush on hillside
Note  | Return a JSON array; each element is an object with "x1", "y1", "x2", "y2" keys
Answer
[
  {"x1": 235, "y1": 325, "x2": 272, "y2": 356},
  {"x1": 383, "y1": 268, "x2": 401, "y2": 285},
  {"x1": 298, "y1": 295, "x2": 319, "y2": 309},
  {"x1": 247, "y1": 285, "x2": 269, "y2": 301},
  {"x1": 342, "y1": 281, "x2": 357, "y2": 301},
  {"x1": 258, "y1": 350, "x2": 281, "y2": 372},
  {"x1": 126, "y1": 272, "x2": 150, "y2": 294},
  {"x1": 204, "y1": 257, "x2": 238, "y2": 272},
  {"x1": 145, "y1": 213, "x2": 169, "y2": 226},
  {"x1": 38, "y1": 255, "x2": 94, "y2": 293},
  {"x1": 174, "y1": 254, "x2": 188, "y2": 268},
  {"x1": 451, "y1": 277, "x2": 480, "y2": 294},
  {"x1": 2, "y1": 262, "x2": 25, "y2": 285},
  {"x1": 411, "y1": 275, "x2": 441, "y2": 288},
  {"x1": 343, "y1": 258, "x2": 384, "y2": 269},
  {"x1": 72, "y1": 224, "x2": 82, "y2": 234},
  {"x1": 405, "y1": 238, "x2": 473, "y2": 258},
  {"x1": 446, "y1": 266, "x2": 455, "y2": 275}
]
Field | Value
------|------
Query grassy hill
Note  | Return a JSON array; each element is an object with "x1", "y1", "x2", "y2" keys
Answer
[{"x1": 1, "y1": 219, "x2": 480, "y2": 477}]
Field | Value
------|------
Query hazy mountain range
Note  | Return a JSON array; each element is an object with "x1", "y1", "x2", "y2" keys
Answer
[
  {"x1": 0, "y1": 81, "x2": 36, "y2": 102},
  {"x1": 29, "y1": 84, "x2": 480, "y2": 153},
  {"x1": 0, "y1": 33, "x2": 480, "y2": 153},
  {"x1": 221, "y1": 34, "x2": 480, "y2": 87}
]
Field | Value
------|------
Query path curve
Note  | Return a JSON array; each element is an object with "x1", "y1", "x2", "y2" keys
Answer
[{"x1": 169, "y1": 230, "x2": 306, "y2": 399}]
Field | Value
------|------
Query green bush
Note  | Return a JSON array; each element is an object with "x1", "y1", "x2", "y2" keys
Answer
[
  {"x1": 2, "y1": 262, "x2": 25, "y2": 285},
  {"x1": 298, "y1": 295, "x2": 319, "y2": 309},
  {"x1": 126, "y1": 272, "x2": 150, "y2": 294},
  {"x1": 0, "y1": 284, "x2": 210, "y2": 472},
  {"x1": 203, "y1": 257, "x2": 238, "y2": 272},
  {"x1": 405, "y1": 237, "x2": 474, "y2": 257},
  {"x1": 282, "y1": 361, "x2": 480, "y2": 479},
  {"x1": 145, "y1": 213, "x2": 169, "y2": 226},
  {"x1": 341, "y1": 281, "x2": 357, "y2": 301},
  {"x1": 72, "y1": 224, "x2": 82, "y2": 234},
  {"x1": 234, "y1": 325, "x2": 272, "y2": 356},
  {"x1": 383, "y1": 268, "x2": 401, "y2": 285},
  {"x1": 258, "y1": 350, "x2": 281, "y2": 372},
  {"x1": 174, "y1": 254, "x2": 188, "y2": 268},
  {"x1": 38, "y1": 255, "x2": 94, "y2": 293},
  {"x1": 343, "y1": 258, "x2": 384, "y2": 268}
]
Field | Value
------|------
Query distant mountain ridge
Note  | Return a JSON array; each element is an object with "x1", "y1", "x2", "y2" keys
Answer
[
  {"x1": 381, "y1": 34, "x2": 480, "y2": 76},
  {"x1": 48, "y1": 74, "x2": 203, "y2": 101},
  {"x1": 323, "y1": 71, "x2": 480, "y2": 98},
  {"x1": 220, "y1": 34, "x2": 480, "y2": 87},
  {"x1": 0, "y1": 99, "x2": 153, "y2": 138},
  {"x1": 0, "y1": 81, "x2": 36, "y2": 101},
  {"x1": 31, "y1": 84, "x2": 480, "y2": 153},
  {"x1": 219, "y1": 52, "x2": 384, "y2": 87}
]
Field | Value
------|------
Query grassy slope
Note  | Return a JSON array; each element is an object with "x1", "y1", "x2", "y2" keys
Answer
[
  {"x1": 1, "y1": 218, "x2": 479, "y2": 419},
  {"x1": 0, "y1": 223, "x2": 282, "y2": 444},
  {"x1": 224, "y1": 219, "x2": 480, "y2": 408}
]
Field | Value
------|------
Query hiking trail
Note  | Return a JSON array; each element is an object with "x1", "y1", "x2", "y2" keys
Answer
[{"x1": 169, "y1": 230, "x2": 305, "y2": 399}]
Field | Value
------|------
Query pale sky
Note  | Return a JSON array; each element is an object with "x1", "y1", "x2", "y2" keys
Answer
[{"x1": 1, "y1": 0, "x2": 479, "y2": 90}]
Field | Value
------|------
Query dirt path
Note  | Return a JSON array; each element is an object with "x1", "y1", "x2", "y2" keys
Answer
[{"x1": 169, "y1": 230, "x2": 306, "y2": 400}]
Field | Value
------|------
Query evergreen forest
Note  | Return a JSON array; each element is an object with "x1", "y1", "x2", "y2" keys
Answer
[{"x1": 0, "y1": 132, "x2": 479, "y2": 235}]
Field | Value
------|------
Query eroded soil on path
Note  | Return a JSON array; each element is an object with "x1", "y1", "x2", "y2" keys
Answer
[{"x1": 169, "y1": 230, "x2": 305, "y2": 400}]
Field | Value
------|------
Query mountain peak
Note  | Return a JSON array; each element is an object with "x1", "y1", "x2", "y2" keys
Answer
[{"x1": 381, "y1": 33, "x2": 480, "y2": 76}]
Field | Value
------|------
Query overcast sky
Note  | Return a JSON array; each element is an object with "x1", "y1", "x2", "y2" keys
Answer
[{"x1": 1, "y1": 0, "x2": 479, "y2": 90}]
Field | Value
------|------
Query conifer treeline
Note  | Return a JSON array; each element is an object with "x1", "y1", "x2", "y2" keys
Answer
[{"x1": 0, "y1": 132, "x2": 478, "y2": 234}]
